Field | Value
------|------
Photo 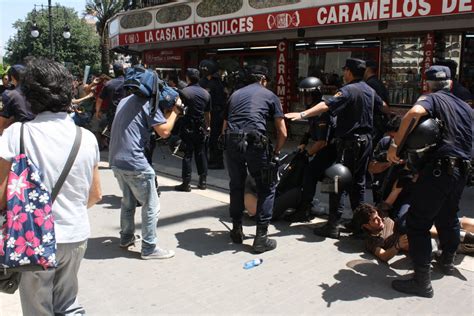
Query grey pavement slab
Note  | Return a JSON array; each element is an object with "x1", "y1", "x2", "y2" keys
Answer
[{"x1": 1, "y1": 146, "x2": 473, "y2": 315}]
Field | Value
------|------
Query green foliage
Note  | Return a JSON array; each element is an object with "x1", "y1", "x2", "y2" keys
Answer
[{"x1": 4, "y1": 6, "x2": 101, "y2": 76}]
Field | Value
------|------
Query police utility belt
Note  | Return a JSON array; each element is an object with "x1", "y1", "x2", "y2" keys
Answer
[
  {"x1": 428, "y1": 157, "x2": 471, "y2": 178},
  {"x1": 224, "y1": 130, "x2": 269, "y2": 153}
]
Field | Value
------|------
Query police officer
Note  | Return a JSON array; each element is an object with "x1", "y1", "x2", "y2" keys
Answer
[
  {"x1": 286, "y1": 58, "x2": 386, "y2": 239},
  {"x1": 435, "y1": 59, "x2": 473, "y2": 107},
  {"x1": 224, "y1": 65, "x2": 287, "y2": 253},
  {"x1": 0, "y1": 65, "x2": 35, "y2": 134},
  {"x1": 175, "y1": 68, "x2": 211, "y2": 192},
  {"x1": 286, "y1": 77, "x2": 337, "y2": 222},
  {"x1": 388, "y1": 66, "x2": 472, "y2": 298},
  {"x1": 199, "y1": 59, "x2": 227, "y2": 169}
]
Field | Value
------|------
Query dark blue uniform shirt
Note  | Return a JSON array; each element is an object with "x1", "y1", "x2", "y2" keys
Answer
[
  {"x1": 308, "y1": 112, "x2": 334, "y2": 142},
  {"x1": 199, "y1": 75, "x2": 227, "y2": 111},
  {"x1": 452, "y1": 82, "x2": 473, "y2": 104},
  {"x1": 181, "y1": 83, "x2": 211, "y2": 121},
  {"x1": 325, "y1": 80, "x2": 384, "y2": 138},
  {"x1": 366, "y1": 75, "x2": 389, "y2": 104},
  {"x1": 415, "y1": 90, "x2": 472, "y2": 160},
  {"x1": 100, "y1": 76, "x2": 125, "y2": 111},
  {"x1": 0, "y1": 87, "x2": 34, "y2": 123},
  {"x1": 226, "y1": 82, "x2": 283, "y2": 135}
]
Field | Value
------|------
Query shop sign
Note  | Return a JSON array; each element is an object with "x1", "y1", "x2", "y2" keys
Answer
[
  {"x1": 276, "y1": 41, "x2": 289, "y2": 113},
  {"x1": 421, "y1": 32, "x2": 435, "y2": 93},
  {"x1": 143, "y1": 49, "x2": 183, "y2": 65},
  {"x1": 117, "y1": 0, "x2": 473, "y2": 46}
]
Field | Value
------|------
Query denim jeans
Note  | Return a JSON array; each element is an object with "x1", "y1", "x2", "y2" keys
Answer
[{"x1": 112, "y1": 166, "x2": 160, "y2": 255}]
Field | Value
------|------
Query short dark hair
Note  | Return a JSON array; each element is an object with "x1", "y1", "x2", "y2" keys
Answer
[
  {"x1": 21, "y1": 57, "x2": 73, "y2": 114},
  {"x1": 7, "y1": 65, "x2": 26, "y2": 83},
  {"x1": 353, "y1": 203, "x2": 378, "y2": 231}
]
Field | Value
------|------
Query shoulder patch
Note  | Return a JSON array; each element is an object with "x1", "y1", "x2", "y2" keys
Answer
[{"x1": 334, "y1": 91, "x2": 343, "y2": 98}]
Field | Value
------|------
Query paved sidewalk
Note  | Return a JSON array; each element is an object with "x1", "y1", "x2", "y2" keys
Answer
[{"x1": 1, "y1": 146, "x2": 473, "y2": 315}]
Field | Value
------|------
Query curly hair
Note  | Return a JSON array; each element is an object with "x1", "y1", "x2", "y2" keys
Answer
[
  {"x1": 21, "y1": 57, "x2": 73, "y2": 114},
  {"x1": 353, "y1": 203, "x2": 378, "y2": 232}
]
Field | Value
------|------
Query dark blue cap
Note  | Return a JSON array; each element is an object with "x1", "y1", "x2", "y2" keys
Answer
[
  {"x1": 342, "y1": 58, "x2": 366, "y2": 72},
  {"x1": 247, "y1": 65, "x2": 269, "y2": 77},
  {"x1": 425, "y1": 66, "x2": 451, "y2": 81},
  {"x1": 186, "y1": 68, "x2": 200, "y2": 80}
]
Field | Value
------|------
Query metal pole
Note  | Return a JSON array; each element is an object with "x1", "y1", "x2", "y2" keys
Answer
[{"x1": 48, "y1": 0, "x2": 54, "y2": 59}]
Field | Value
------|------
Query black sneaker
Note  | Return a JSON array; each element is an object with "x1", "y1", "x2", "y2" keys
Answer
[
  {"x1": 119, "y1": 235, "x2": 141, "y2": 248},
  {"x1": 175, "y1": 183, "x2": 191, "y2": 192}
]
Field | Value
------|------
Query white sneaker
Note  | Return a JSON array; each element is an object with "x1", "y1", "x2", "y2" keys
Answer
[{"x1": 141, "y1": 248, "x2": 175, "y2": 260}]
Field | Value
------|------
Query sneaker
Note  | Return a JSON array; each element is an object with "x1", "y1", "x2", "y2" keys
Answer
[
  {"x1": 119, "y1": 235, "x2": 141, "y2": 248},
  {"x1": 141, "y1": 248, "x2": 175, "y2": 260}
]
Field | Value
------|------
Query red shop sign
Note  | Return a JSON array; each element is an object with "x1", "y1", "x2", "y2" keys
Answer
[
  {"x1": 143, "y1": 49, "x2": 183, "y2": 65},
  {"x1": 118, "y1": 0, "x2": 473, "y2": 46},
  {"x1": 421, "y1": 32, "x2": 435, "y2": 93},
  {"x1": 276, "y1": 41, "x2": 289, "y2": 113}
]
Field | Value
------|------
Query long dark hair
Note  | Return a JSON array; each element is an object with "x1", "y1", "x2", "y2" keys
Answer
[{"x1": 21, "y1": 57, "x2": 73, "y2": 114}]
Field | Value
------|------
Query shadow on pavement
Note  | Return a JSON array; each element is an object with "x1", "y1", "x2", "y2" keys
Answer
[
  {"x1": 319, "y1": 259, "x2": 403, "y2": 307},
  {"x1": 96, "y1": 194, "x2": 121, "y2": 209},
  {"x1": 84, "y1": 236, "x2": 140, "y2": 260}
]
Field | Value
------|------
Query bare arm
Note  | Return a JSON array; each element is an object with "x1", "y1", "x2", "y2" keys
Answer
[
  {"x1": 204, "y1": 111, "x2": 211, "y2": 129},
  {"x1": 373, "y1": 235, "x2": 408, "y2": 262},
  {"x1": 273, "y1": 117, "x2": 287, "y2": 154},
  {"x1": 306, "y1": 140, "x2": 327, "y2": 156},
  {"x1": 284, "y1": 101, "x2": 329, "y2": 121},
  {"x1": 87, "y1": 165, "x2": 102, "y2": 208},
  {"x1": 0, "y1": 116, "x2": 14, "y2": 135},
  {"x1": 72, "y1": 92, "x2": 94, "y2": 105},
  {"x1": 95, "y1": 98, "x2": 103, "y2": 117},
  {"x1": 0, "y1": 157, "x2": 11, "y2": 209},
  {"x1": 153, "y1": 98, "x2": 183, "y2": 139}
]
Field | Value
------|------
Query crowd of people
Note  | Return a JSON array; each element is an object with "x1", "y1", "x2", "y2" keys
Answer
[{"x1": 0, "y1": 54, "x2": 472, "y2": 314}]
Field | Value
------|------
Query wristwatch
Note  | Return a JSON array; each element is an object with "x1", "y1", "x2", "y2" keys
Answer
[
  {"x1": 390, "y1": 138, "x2": 398, "y2": 149},
  {"x1": 299, "y1": 111, "x2": 307, "y2": 119}
]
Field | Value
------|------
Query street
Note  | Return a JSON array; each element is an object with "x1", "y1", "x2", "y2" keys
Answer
[{"x1": 1, "y1": 146, "x2": 473, "y2": 315}]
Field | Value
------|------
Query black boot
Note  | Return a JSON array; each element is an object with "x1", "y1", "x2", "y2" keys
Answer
[
  {"x1": 175, "y1": 179, "x2": 191, "y2": 192},
  {"x1": 253, "y1": 224, "x2": 277, "y2": 253},
  {"x1": 392, "y1": 264, "x2": 434, "y2": 298},
  {"x1": 198, "y1": 175, "x2": 207, "y2": 190},
  {"x1": 230, "y1": 223, "x2": 244, "y2": 244},
  {"x1": 313, "y1": 222, "x2": 340, "y2": 239},
  {"x1": 284, "y1": 201, "x2": 313, "y2": 223},
  {"x1": 435, "y1": 251, "x2": 456, "y2": 275}
]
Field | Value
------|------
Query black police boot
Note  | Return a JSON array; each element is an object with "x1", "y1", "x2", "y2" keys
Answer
[
  {"x1": 253, "y1": 224, "x2": 277, "y2": 253},
  {"x1": 313, "y1": 222, "x2": 340, "y2": 239},
  {"x1": 435, "y1": 251, "x2": 456, "y2": 275},
  {"x1": 230, "y1": 223, "x2": 244, "y2": 244},
  {"x1": 392, "y1": 264, "x2": 434, "y2": 298},
  {"x1": 284, "y1": 201, "x2": 313, "y2": 223},
  {"x1": 175, "y1": 178, "x2": 191, "y2": 192},
  {"x1": 198, "y1": 175, "x2": 207, "y2": 190}
]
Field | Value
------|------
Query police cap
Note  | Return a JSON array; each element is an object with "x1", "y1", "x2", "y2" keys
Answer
[
  {"x1": 199, "y1": 59, "x2": 218, "y2": 74},
  {"x1": 425, "y1": 66, "x2": 451, "y2": 81},
  {"x1": 434, "y1": 59, "x2": 457, "y2": 78},
  {"x1": 186, "y1": 68, "x2": 200, "y2": 81},
  {"x1": 247, "y1": 65, "x2": 269, "y2": 77},
  {"x1": 342, "y1": 58, "x2": 366, "y2": 72}
]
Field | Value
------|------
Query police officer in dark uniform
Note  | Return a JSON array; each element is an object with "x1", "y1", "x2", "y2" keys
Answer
[
  {"x1": 199, "y1": 59, "x2": 227, "y2": 169},
  {"x1": 286, "y1": 77, "x2": 337, "y2": 222},
  {"x1": 175, "y1": 68, "x2": 211, "y2": 192},
  {"x1": 224, "y1": 65, "x2": 287, "y2": 253},
  {"x1": 388, "y1": 66, "x2": 472, "y2": 298},
  {"x1": 0, "y1": 65, "x2": 35, "y2": 134},
  {"x1": 286, "y1": 58, "x2": 386, "y2": 239},
  {"x1": 435, "y1": 59, "x2": 473, "y2": 107}
]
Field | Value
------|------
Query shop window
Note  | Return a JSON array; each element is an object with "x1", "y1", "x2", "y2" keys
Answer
[
  {"x1": 156, "y1": 5, "x2": 192, "y2": 24},
  {"x1": 196, "y1": 0, "x2": 243, "y2": 17},
  {"x1": 381, "y1": 37, "x2": 424, "y2": 106},
  {"x1": 461, "y1": 35, "x2": 474, "y2": 96},
  {"x1": 249, "y1": 0, "x2": 300, "y2": 9},
  {"x1": 120, "y1": 12, "x2": 153, "y2": 29},
  {"x1": 243, "y1": 54, "x2": 277, "y2": 92},
  {"x1": 434, "y1": 33, "x2": 463, "y2": 79}
]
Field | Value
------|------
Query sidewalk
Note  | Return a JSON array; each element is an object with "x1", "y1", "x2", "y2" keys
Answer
[{"x1": 1, "y1": 145, "x2": 473, "y2": 315}]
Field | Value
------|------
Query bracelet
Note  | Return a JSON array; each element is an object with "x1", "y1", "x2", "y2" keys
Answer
[{"x1": 299, "y1": 111, "x2": 307, "y2": 119}]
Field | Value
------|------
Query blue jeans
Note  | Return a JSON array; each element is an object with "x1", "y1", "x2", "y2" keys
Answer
[{"x1": 112, "y1": 166, "x2": 160, "y2": 255}]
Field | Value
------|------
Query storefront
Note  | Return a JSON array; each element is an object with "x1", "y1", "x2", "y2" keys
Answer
[{"x1": 109, "y1": 0, "x2": 474, "y2": 113}]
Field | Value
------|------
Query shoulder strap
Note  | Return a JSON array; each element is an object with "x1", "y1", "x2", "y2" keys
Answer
[
  {"x1": 50, "y1": 125, "x2": 82, "y2": 202},
  {"x1": 20, "y1": 123, "x2": 25, "y2": 155}
]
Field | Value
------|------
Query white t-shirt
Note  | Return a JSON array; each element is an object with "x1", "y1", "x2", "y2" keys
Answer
[{"x1": 0, "y1": 112, "x2": 100, "y2": 243}]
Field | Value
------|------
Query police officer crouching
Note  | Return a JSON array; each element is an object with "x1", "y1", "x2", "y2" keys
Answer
[
  {"x1": 286, "y1": 58, "x2": 387, "y2": 239},
  {"x1": 175, "y1": 68, "x2": 211, "y2": 192},
  {"x1": 223, "y1": 65, "x2": 287, "y2": 253},
  {"x1": 388, "y1": 66, "x2": 472, "y2": 298}
]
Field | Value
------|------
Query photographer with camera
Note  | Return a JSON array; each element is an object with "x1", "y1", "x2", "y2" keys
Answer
[{"x1": 109, "y1": 67, "x2": 182, "y2": 260}]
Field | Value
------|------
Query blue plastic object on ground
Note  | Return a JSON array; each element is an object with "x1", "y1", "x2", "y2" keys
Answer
[{"x1": 243, "y1": 258, "x2": 263, "y2": 269}]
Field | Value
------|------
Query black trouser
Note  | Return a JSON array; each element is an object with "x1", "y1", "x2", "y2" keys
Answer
[
  {"x1": 225, "y1": 141, "x2": 276, "y2": 226},
  {"x1": 300, "y1": 144, "x2": 337, "y2": 204},
  {"x1": 181, "y1": 131, "x2": 207, "y2": 180},
  {"x1": 407, "y1": 162, "x2": 467, "y2": 266},
  {"x1": 328, "y1": 135, "x2": 372, "y2": 226},
  {"x1": 209, "y1": 110, "x2": 224, "y2": 165}
]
